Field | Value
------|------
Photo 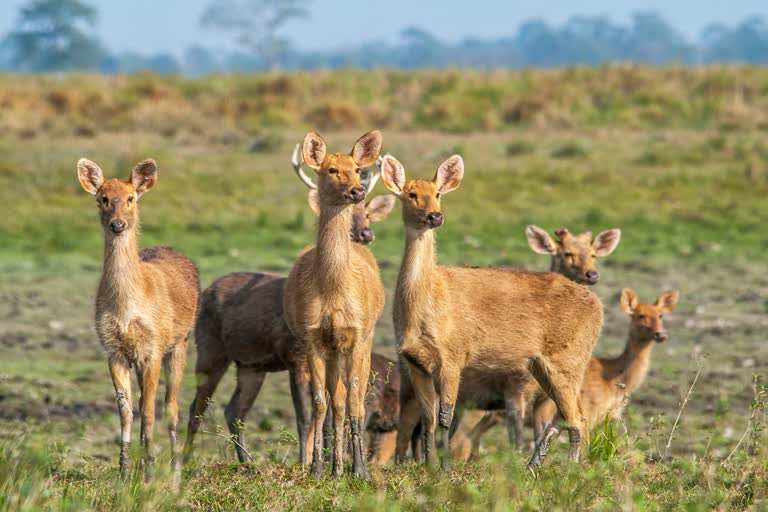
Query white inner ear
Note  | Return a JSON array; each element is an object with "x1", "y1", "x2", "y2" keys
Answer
[
  {"x1": 303, "y1": 134, "x2": 326, "y2": 169},
  {"x1": 381, "y1": 156, "x2": 405, "y2": 193}
]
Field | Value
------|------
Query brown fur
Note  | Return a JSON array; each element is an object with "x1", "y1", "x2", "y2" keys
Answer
[
  {"x1": 381, "y1": 154, "x2": 603, "y2": 468},
  {"x1": 283, "y1": 131, "x2": 386, "y2": 478},
  {"x1": 183, "y1": 270, "x2": 400, "y2": 465},
  {"x1": 441, "y1": 224, "x2": 622, "y2": 461},
  {"x1": 530, "y1": 289, "x2": 680, "y2": 441},
  {"x1": 77, "y1": 158, "x2": 200, "y2": 481}
]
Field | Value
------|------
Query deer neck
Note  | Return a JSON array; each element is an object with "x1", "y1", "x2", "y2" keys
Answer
[
  {"x1": 397, "y1": 228, "x2": 438, "y2": 313},
  {"x1": 315, "y1": 202, "x2": 354, "y2": 295},
  {"x1": 613, "y1": 334, "x2": 656, "y2": 393},
  {"x1": 100, "y1": 228, "x2": 144, "y2": 315}
]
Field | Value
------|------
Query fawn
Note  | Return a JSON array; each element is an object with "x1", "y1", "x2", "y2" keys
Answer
[
  {"x1": 184, "y1": 143, "x2": 396, "y2": 466},
  {"x1": 283, "y1": 131, "x2": 386, "y2": 478},
  {"x1": 381, "y1": 154, "x2": 603, "y2": 468},
  {"x1": 530, "y1": 288, "x2": 680, "y2": 444},
  {"x1": 77, "y1": 158, "x2": 199, "y2": 481}
]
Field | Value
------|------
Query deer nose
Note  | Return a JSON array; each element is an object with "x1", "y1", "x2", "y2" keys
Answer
[
  {"x1": 349, "y1": 187, "x2": 366, "y2": 203},
  {"x1": 585, "y1": 270, "x2": 599, "y2": 284},
  {"x1": 654, "y1": 331, "x2": 668, "y2": 342},
  {"x1": 110, "y1": 219, "x2": 127, "y2": 234},
  {"x1": 359, "y1": 227, "x2": 374, "y2": 244},
  {"x1": 426, "y1": 212, "x2": 444, "y2": 227}
]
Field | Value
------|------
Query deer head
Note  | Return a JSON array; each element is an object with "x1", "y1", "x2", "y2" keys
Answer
[
  {"x1": 292, "y1": 144, "x2": 395, "y2": 244},
  {"x1": 526, "y1": 225, "x2": 621, "y2": 285},
  {"x1": 621, "y1": 288, "x2": 680, "y2": 343},
  {"x1": 78, "y1": 158, "x2": 157, "y2": 237},
  {"x1": 379, "y1": 154, "x2": 464, "y2": 235},
  {"x1": 300, "y1": 130, "x2": 382, "y2": 207}
]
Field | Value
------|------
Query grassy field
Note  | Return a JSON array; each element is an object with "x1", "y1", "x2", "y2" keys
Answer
[{"x1": 1, "y1": 69, "x2": 767, "y2": 510}]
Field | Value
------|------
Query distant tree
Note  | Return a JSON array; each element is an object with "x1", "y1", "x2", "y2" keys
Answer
[
  {"x1": 700, "y1": 17, "x2": 768, "y2": 64},
  {"x1": 623, "y1": 12, "x2": 694, "y2": 64},
  {"x1": 200, "y1": 0, "x2": 310, "y2": 70},
  {"x1": 5, "y1": 0, "x2": 105, "y2": 71},
  {"x1": 184, "y1": 45, "x2": 222, "y2": 76}
]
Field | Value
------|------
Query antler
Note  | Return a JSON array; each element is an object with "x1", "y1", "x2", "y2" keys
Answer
[
  {"x1": 291, "y1": 143, "x2": 317, "y2": 190},
  {"x1": 365, "y1": 156, "x2": 383, "y2": 194}
]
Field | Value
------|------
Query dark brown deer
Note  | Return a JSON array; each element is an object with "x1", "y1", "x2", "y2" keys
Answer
[
  {"x1": 184, "y1": 145, "x2": 396, "y2": 465},
  {"x1": 284, "y1": 131, "x2": 386, "y2": 478},
  {"x1": 77, "y1": 158, "x2": 199, "y2": 481},
  {"x1": 382, "y1": 154, "x2": 603, "y2": 468}
]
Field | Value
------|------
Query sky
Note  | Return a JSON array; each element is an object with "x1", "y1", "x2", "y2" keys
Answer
[{"x1": 0, "y1": 0, "x2": 765, "y2": 57}]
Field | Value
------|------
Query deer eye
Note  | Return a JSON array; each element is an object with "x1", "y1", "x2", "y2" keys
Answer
[
  {"x1": 328, "y1": 168, "x2": 338, "y2": 175},
  {"x1": 408, "y1": 192, "x2": 417, "y2": 199},
  {"x1": 355, "y1": 168, "x2": 361, "y2": 174},
  {"x1": 659, "y1": 314, "x2": 664, "y2": 319},
  {"x1": 636, "y1": 314, "x2": 645, "y2": 320},
  {"x1": 127, "y1": 196, "x2": 134, "y2": 203},
  {"x1": 102, "y1": 196, "x2": 109, "y2": 206},
  {"x1": 564, "y1": 252, "x2": 573, "y2": 258},
  {"x1": 436, "y1": 192, "x2": 441, "y2": 199}
]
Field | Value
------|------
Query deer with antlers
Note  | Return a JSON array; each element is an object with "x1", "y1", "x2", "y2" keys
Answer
[
  {"x1": 184, "y1": 145, "x2": 396, "y2": 466},
  {"x1": 283, "y1": 131, "x2": 386, "y2": 478},
  {"x1": 77, "y1": 158, "x2": 199, "y2": 481},
  {"x1": 381, "y1": 154, "x2": 603, "y2": 468}
]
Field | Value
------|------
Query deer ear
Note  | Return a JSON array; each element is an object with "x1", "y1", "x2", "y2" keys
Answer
[
  {"x1": 351, "y1": 130, "x2": 383, "y2": 168},
  {"x1": 302, "y1": 131, "x2": 326, "y2": 170},
  {"x1": 78, "y1": 158, "x2": 104, "y2": 195},
  {"x1": 306, "y1": 190, "x2": 321, "y2": 216},
  {"x1": 380, "y1": 155, "x2": 405, "y2": 194},
  {"x1": 130, "y1": 159, "x2": 158, "y2": 197},
  {"x1": 593, "y1": 228, "x2": 621, "y2": 257},
  {"x1": 655, "y1": 290, "x2": 679, "y2": 314},
  {"x1": 366, "y1": 194, "x2": 397, "y2": 222},
  {"x1": 433, "y1": 155, "x2": 464, "y2": 194},
  {"x1": 526, "y1": 225, "x2": 557, "y2": 255},
  {"x1": 620, "y1": 288, "x2": 637, "y2": 314}
]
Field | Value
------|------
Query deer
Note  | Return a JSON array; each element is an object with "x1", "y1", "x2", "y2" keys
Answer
[
  {"x1": 283, "y1": 130, "x2": 386, "y2": 478},
  {"x1": 77, "y1": 158, "x2": 200, "y2": 481},
  {"x1": 529, "y1": 288, "x2": 680, "y2": 444},
  {"x1": 399, "y1": 224, "x2": 621, "y2": 462},
  {"x1": 380, "y1": 154, "x2": 604, "y2": 469},
  {"x1": 184, "y1": 144, "x2": 396, "y2": 466}
]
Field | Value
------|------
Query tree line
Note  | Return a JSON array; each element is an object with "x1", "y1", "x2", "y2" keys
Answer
[{"x1": 2, "y1": 0, "x2": 768, "y2": 74}]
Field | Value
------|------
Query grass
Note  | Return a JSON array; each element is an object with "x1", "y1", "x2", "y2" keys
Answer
[{"x1": 0, "y1": 68, "x2": 767, "y2": 509}]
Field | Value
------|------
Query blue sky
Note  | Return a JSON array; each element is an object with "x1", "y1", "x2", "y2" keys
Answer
[{"x1": 0, "y1": 0, "x2": 765, "y2": 56}]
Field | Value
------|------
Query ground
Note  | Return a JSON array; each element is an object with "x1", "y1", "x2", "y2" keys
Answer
[{"x1": 0, "y1": 70, "x2": 767, "y2": 510}]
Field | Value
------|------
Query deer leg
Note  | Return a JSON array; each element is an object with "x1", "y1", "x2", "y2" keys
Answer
[
  {"x1": 137, "y1": 357, "x2": 161, "y2": 482},
  {"x1": 163, "y1": 339, "x2": 187, "y2": 479},
  {"x1": 326, "y1": 359, "x2": 346, "y2": 478},
  {"x1": 307, "y1": 349, "x2": 328, "y2": 478},
  {"x1": 225, "y1": 365, "x2": 265, "y2": 463},
  {"x1": 347, "y1": 339, "x2": 372, "y2": 478},
  {"x1": 323, "y1": 394, "x2": 334, "y2": 463},
  {"x1": 370, "y1": 431, "x2": 397, "y2": 466},
  {"x1": 289, "y1": 368, "x2": 311, "y2": 465},
  {"x1": 468, "y1": 412, "x2": 502, "y2": 460},
  {"x1": 184, "y1": 354, "x2": 229, "y2": 463},
  {"x1": 405, "y1": 366, "x2": 437, "y2": 467},
  {"x1": 108, "y1": 356, "x2": 133, "y2": 480},
  {"x1": 437, "y1": 365, "x2": 461, "y2": 469},
  {"x1": 395, "y1": 371, "x2": 422, "y2": 464}
]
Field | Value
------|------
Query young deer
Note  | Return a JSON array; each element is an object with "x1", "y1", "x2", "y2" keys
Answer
[
  {"x1": 184, "y1": 145, "x2": 396, "y2": 465},
  {"x1": 530, "y1": 288, "x2": 680, "y2": 442},
  {"x1": 381, "y1": 154, "x2": 603, "y2": 468},
  {"x1": 283, "y1": 131, "x2": 386, "y2": 478},
  {"x1": 77, "y1": 158, "x2": 200, "y2": 481},
  {"x1": 526, "y1": 225, "x2": 621, "y2": 285}
]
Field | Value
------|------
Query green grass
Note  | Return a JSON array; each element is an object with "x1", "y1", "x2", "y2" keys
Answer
[{"x1": 1, "y1": 69, "x2": 768, "y2": 509}]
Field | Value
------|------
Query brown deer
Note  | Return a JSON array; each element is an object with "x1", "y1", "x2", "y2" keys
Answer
[
  {"x1": 526, "y1": 225, "x2": 621, "y2": 285},
  {"x1": 530, "y1": 288, "x2": 680, "y2": 443},
  {"x1": 77, "y1": 158, "x2": 200, "y2": 481},
  {"x1": 427, "y1": 224, "x2": 622, "y2": 459},
  {"x1": 381, "y1": 154, "x2": 603, "y2": 468},
  {"x1": 283, "y1": 130, "x2": 386, "y2": 478},
  {"x1": 184, "y1": 145, "x2": 396, "y2": 466}
]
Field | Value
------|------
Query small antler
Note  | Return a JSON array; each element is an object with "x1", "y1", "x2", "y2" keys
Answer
[
  {"x1": 365, "y1": 157, "x2": 383, "y2": 194},
  {"x1": 555, "y1": 227, "x2": 570, "y2": 239},
  {"x1": 291, "y1": 143, "x2": 317, "y2": 190}
]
